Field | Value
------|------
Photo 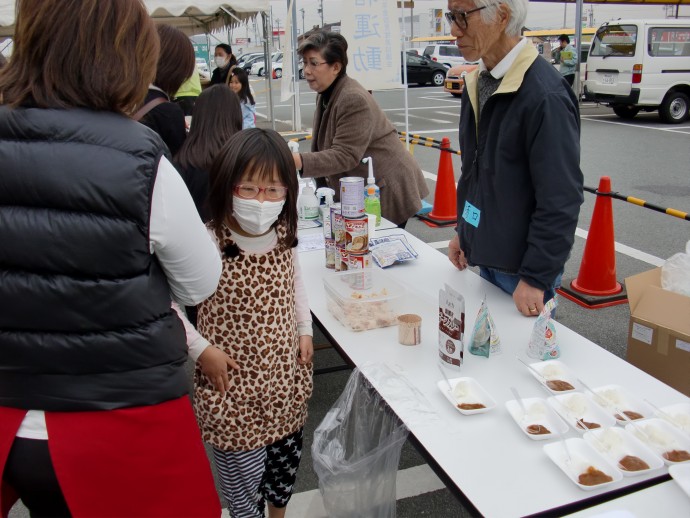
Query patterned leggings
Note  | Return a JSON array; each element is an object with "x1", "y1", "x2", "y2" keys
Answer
[{"x1": 212, "y1": 428, "x2": 303, "y2": 518}]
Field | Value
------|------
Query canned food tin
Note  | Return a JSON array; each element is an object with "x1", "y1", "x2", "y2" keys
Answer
[
  {"x1": 335, "y1": 247, "x2": 349, "y2": 272},
  {"x1": 344, "y1": 216, "x2": 368, "y2": 253},
  {"x1": 329, "y1": 203, "x2": 341, "y2": 240},
  {"x1": 325, "y1": 238, "x2": 335, "y2": 269},
  {"x1": 333, "y1": 212, "x2": 346, "y2": 247},
  {"x1": 348, "y1": 252, "x2": 371, "y2": 270},
  {"x1": 340, "y1": 177, "x2": 365, "y2": 218}
]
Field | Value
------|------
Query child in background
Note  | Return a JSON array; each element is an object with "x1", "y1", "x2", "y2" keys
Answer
[
  {"x1": 193, "y1": 128, "x2": 313, "y2": 518},
  {"x1": 175, "y1": 84, "x2": 242, "y2": 222},
  {"x1": 229, "y1": 67, "x2": 256, "y2": 129}
]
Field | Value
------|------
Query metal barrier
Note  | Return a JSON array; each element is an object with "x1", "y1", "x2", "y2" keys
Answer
[
  {"x1": 397, "y1": 131, "x2": 462, "y2": 155},
  {"x1": 287, "y1": 132, "x2": 689, "y2": 223},
  {"x1": 585, "y1": 185, "x2": 690, "y2": 222}
]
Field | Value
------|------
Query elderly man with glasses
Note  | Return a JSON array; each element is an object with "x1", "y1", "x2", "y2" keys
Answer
[{"x1": 445, "y1": 0, "x2": 583, "y2": 317}]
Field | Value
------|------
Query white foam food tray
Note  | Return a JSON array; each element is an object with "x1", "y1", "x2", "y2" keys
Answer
[
  {"x1": 625, "y1": 417, "x2": 690, "y2": 465},
  {"x1": 543, "y1": 438, "x2": 623, "y2": 491},
  {"x1": 583, "y1": 427, "x2": 664, "y2": 477},
  {"x1": 437, "y1": 377, "x2": 496, "y2": 415},
  {"x1": 527, "y1": 359, "x2": 579, "y2": 395},
  {"x1": 548, "y1": 392, "x2": 617, "y2": 434},
  {"x1": 505, "y1": 397, "x2": 569, "y2": 441}
]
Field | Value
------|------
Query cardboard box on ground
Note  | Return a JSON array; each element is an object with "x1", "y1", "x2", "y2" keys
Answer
[{"x1": 626, "y1": 268, "x2": 690, "y2": 397}]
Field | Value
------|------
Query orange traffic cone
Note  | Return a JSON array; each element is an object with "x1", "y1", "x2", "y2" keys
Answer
[
  {"x1": 418, "y1": 137, "x2": 457, "y2": 228},
  {"x1": 558, "y1": 176, "x2": 628, "y2": 309}
]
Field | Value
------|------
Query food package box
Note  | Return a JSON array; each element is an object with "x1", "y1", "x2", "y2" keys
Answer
[
  {"x1": 625, "y1": 267, "x2": 690, "y2": 396},
  {"x1": 323, "y1": 269, "x2": 405, "y2": 331}
]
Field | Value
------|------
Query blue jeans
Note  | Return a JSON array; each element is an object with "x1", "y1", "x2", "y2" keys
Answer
[{"x1": 479, "y1": 267, "x2": 562, "y2": 305}]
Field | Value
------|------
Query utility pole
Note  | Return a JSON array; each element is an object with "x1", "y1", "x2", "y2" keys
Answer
[
  {"x1": 275, "y1": 18, "x2": 281, "y2": 49},
  {"x1": 318, "y1": 0, "x2": 324, "y2": 28},
  {"x1": 410, "y1": 4, "x2": 414, "y2": 41},
  {"x1": 299, "y1": 8, "x2": 305, "y2": 36}
]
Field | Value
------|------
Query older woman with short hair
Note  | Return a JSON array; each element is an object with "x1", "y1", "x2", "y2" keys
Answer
[
  {"x1": 0, "y1": 1, "x2": 221, "y2": 515},
  {"x1": 293, "y1": 30, "x2": 429, "y2": 227}
]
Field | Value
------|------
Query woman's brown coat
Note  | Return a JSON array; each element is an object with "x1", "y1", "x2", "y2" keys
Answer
[{"x1": 300, "y1": 76, "x2": 429, "y2": 225}]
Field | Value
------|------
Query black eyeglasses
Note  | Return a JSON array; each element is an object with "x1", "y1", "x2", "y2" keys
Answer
[{"x1": 445, "y1": 5, "x2": 492, "y2": 31}]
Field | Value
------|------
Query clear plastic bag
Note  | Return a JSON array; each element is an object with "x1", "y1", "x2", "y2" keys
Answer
[
  {"x1": 312, "y1": 368, "x2": 409, "y2": 518},
  {"x1": 661, "y1": 240, "x2": 690, "y2": 297}
]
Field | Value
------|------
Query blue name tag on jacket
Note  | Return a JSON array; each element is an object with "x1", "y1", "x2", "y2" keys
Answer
[{"x1": 462, "y1": 201, "x2": 481, "y2": 228}]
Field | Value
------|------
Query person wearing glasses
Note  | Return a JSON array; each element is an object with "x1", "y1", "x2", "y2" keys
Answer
[
  {"x1": 190, "y1": 128, "x2": 314, "y2": 518},
  {"x1": 292, "y1": 30, "x2": 429, "y2": 227},
  {"x1": 445, "y1": 0, "x2": 583, "y2": 317}
]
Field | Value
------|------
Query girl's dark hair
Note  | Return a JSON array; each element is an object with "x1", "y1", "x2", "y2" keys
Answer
[
  {"x1": 155, "y1": 25, "x2": 195, "y2": 97},
  {"x1": 229, "y1": 68, "x2": 255, "y2": 106},
  {"x1": 209, "y1": 129, "x2": 298, "y2": 248},
  {"x1": 297, "y1": 30, "x2": 348, "y2": 76},
  {"x1": 174, "y1": 85, "x2": 242, "y2": 171},
  {"x1": 0, "y1": 0, "x2": 158, "y2": 114}
]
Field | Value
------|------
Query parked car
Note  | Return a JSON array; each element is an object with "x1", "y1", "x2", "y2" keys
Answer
[
  {"x1": 584, "y1": 18, "x2": 690, "y2": 123},
  {"x1": 422, "y1": 44, "x2": 467, "y2": 68},
  {"x1": 443, "y1": 63, "x2": 479, "y2": 97},
  {"x1": 236, "y1": 52, "x2": 263, "y2": 70},
  {"x1": 404, "y1": 54, "x2": 448, "y2": 86},
  {"x1": 195, "y1": 58, "x2": 210, "y2": 81},
  {"x1": 272, "y1": 57, "x2": 304, "y2": 79},
  {"x1": 250, "y1": 51, "x2": 282, "y2": 76}
]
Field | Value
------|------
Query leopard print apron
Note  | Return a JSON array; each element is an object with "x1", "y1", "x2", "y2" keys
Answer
[{"x1": 195, "y1": 224, "x2": 313, "y2": 451}]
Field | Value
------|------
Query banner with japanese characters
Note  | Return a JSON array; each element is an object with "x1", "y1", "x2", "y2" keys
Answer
[{"x1": 341, "y1": 0, "x2": 402, "y2": 90}]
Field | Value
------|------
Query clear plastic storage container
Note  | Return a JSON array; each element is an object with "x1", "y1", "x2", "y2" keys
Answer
[{"x1": 323, "y1": 270, "x2": 405, "y2": 331}]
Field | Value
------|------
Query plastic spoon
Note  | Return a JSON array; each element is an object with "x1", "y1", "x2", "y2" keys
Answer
[
  {"x1": 516, "y1": 356, "x2": 545, "y2": 381},
  {"x1": 438, "y1": 364, "x2": 454, "y2": 396},
  {"x1": 511, "y1": 386, "x2": 542, "y2": 434},
  {"x1": 578, "y1": 378, "x2": 652, "y2": 441},
  {"x1": 644, "y1": 399, "x2": 690, "y2": 436}
]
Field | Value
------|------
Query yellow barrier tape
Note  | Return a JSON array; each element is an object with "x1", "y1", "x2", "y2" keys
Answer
[{"x1": 666, "y1": 208, "x2": 689, "y2": 219}]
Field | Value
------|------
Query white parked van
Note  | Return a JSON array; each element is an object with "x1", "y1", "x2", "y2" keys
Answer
[
  {"x1": 584, "y1": 19, "x2": 690, "y2": 123},
  {"x1": 422, "y1": 44, "x2": 466, "y2": 68}
]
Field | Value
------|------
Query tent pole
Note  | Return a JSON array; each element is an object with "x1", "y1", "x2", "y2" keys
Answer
[
  {"x1": 574, "y1": 0, "x2": 583, "y2": 100},
  {"x1": 400, "y1": 1, "x2": 410, "y2": 152},
  {"x1": 288, "y1": 0, "x2": 301, "y2": 132},
  {"x1": 263, "y1": 11, "x2": 275, "y2": 129}
]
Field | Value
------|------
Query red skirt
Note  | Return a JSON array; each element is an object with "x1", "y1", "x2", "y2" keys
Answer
[{"x1": 0, "y1": 397, "x2": 220, "y2": 517}]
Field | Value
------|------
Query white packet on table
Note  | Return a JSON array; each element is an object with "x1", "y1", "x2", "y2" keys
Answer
[
  {"x1": 370, "y1": 236, "x2": 417, "y2": 268},
  {"x1": 527, "y1": 297, "x2": 558, "y2": 360}
]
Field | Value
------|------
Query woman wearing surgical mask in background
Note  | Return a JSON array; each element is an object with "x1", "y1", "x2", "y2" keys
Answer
[
  {"x1": 185, "y1": 128, "x2": 313, "y2": 518},
  {"x1": 210, "y1": 43, "x2": 237, "y2": 85}
]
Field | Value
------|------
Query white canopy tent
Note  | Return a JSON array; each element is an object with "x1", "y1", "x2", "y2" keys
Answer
[
  {"x1": 0, "y1": 1, "x2": 284, "y2": 125},
  {"x1": 0, "y1": 1, "x2": 268, "y2": 38}
]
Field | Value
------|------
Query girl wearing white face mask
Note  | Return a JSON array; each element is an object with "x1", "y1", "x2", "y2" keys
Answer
[
  {"x1": 183, "y1": 128, "x2": 313, "y2": 518},
  {"x1": 210, "y1": 43, "x2": 237, "y2": 85}
]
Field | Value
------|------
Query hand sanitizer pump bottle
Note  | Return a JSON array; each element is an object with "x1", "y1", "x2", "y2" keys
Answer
[{"x1": 362, "y1": 157, "x2": 381, "y2": 227}]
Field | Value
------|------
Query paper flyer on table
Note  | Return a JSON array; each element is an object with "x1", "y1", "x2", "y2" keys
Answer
[{"x1": 298, "y1": 233, "x2": 325, "y2": 252}]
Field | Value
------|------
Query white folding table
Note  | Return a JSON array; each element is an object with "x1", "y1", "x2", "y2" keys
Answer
[{"x1": 298, "y1": 225, "x2": 689, "y2": 517}]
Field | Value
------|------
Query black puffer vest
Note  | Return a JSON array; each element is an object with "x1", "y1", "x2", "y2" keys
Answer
[{"x1": 0, "y1": 107, "x2": 188, "y2": 411}]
